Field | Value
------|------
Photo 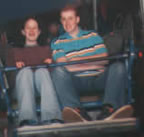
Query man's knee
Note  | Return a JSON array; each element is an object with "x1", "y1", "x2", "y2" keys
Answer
[
  {"x1": 52, "y1": 67, "x2": 67, "y2": 78},
  {"x1": 109, "y1": 61, "x2": 126, "y2": 75}
]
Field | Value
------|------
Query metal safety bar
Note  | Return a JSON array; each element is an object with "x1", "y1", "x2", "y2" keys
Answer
[
  {"x1": 0, "y1": 51, "x2": 136, "y2": 117},
  {"x1": 1, "y1": 52, "x2": 129, "y2": 72}
]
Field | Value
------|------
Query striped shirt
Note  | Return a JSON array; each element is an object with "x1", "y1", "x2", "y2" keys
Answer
[
  {"x1": 51, "y1": 28, "x2": 108, "y2": 75},
  {"x1": 51, "y1": 28, "x2": 107, "y2": 61}
]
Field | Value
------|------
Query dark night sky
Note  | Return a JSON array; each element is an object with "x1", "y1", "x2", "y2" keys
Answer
[{"x1": 0, "y1": 0, "x2": 75, "y2": 24}]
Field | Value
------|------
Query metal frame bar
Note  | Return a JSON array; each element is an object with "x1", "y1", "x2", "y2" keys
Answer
[
  {"x1": 1, "y1": 52, "x2": 129, "y2": 72},
  {"x1": 0, "y1": 51, "x2": 135, "y2": 118}
]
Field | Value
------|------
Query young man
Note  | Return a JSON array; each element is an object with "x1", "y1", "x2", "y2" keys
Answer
[
  {"x1": 14, "y1": 18, "x2": 62, "y2": 126},
  {"x1": 51, "y1": 5, "x2": 127, "y2": 122}
]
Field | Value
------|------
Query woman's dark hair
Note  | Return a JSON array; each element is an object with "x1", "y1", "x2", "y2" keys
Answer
[{"x1": 22, "y1": 16, "x2": 41, "y2": 30}]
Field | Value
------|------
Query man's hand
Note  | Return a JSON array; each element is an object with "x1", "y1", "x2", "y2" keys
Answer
[
  {"x1": 16, "y1": 61, "x2": 25, "y2": 68},
  {"x1": 44, "y1": 58, "x2": 52, "y2": 64},
  {"x1": 56, "y1": 57, "x2": 67, "y2": 63}
]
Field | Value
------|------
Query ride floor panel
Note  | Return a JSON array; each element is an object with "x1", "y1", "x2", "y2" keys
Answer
[{"x1": 15, "y1": 118, "x2": 137, "y2": 137}]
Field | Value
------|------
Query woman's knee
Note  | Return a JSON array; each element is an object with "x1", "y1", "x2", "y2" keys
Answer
[
  {"x1": 35, "y1": 68, "x2": 49, "y2": 74},
  {"x1": 16, "y1": 68, "x2": 33, "y2": 80},
  {"x1": 34, "y1": 68, "x2": 51, "y2": 79}
]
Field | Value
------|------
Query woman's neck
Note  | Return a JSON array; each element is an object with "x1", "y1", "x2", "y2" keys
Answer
[{"x1": 25, "y1": 41, "x2": 38, "y2": 47}]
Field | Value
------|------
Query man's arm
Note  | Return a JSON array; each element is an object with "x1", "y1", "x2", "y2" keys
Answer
[
  {"x1": 56, "y1": 56, "x2": 68, "y2": 63},
  {"x1": 55, "y1": 51, "x2": 108, "y2": 72},
  {"x1": 68, "y1": 53, "x2": 108, "y2": 61},
  {"x1": 66, "y1": 53, "x2": 108, "y2": 72}
]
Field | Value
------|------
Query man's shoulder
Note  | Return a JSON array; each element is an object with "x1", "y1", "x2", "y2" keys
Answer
[
  {"x1": 51, "y1": 33, "x2": 68, "y2": 45},
  {"x1": 80, "y1": 30, "x2": 104, "y2": 43},
  {"x1": 80, "y1": 29, "x2": 98, "y2": 36}
]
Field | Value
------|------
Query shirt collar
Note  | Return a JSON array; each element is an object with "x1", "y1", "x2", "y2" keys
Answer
[
  {"x1": 24, "y1": 44, "x2": 38, "y2": 47},
  {"x1": 65, "y1": 27, "x2": 83, "y2": 39}
]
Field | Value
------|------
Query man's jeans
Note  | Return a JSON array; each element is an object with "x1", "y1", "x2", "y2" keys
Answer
[
  {"x1": 51, "y1": 61, "x2": 127, "y2": 110},
  {"x1": 15, "y1": 68, "x2": 62, "y2": 122}
]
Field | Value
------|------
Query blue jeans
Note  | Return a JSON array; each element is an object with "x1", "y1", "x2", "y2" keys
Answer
[
  {"x1": 15, "y1": 68, "x2": 62, "y2": 122},
  {"x1": 51, "y1": 61, "x2": 127, "y2": 109}
]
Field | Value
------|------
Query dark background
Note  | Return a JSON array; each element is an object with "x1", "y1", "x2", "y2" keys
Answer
[{"x1": 0, "y1": 0, "x2": 141, "y2": 47}]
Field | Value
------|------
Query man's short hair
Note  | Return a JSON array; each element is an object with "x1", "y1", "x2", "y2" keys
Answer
[{"x1": 60, "y1": 4, "x2": 79, "y2": 16}]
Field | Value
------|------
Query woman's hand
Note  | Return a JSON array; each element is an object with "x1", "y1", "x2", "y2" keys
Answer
[{"x1": 16, "y1": 61, "x2": 25, "y2": 68}]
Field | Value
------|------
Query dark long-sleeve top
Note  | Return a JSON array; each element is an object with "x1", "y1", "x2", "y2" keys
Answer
[
  {"x1": 5, "y1": 45, "x2": 52, "y2": 90},
  {"x1": 6, "y1": 45, "x2": 52, "y2": 67}
]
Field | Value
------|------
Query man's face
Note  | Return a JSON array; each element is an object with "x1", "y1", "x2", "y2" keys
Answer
[
  {"x1": 60, "y1": 10, "x2": 80, "y2": 34},
  {"x1": 22, "y1": 19, "x2": 40, "y2": 43}
]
